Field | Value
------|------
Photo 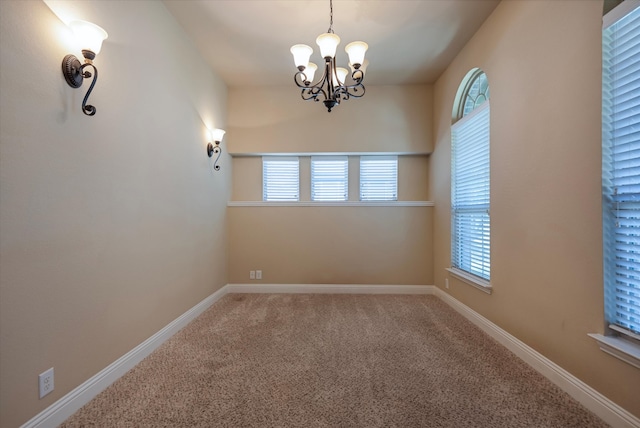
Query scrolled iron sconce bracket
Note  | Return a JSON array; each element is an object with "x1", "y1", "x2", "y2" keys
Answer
[
  {"x1": 62, "y1": 53, "x2": 98, "y2": 116},
  {"x1": 207, "y1": 140, "x2": 222, "y2": 171}
]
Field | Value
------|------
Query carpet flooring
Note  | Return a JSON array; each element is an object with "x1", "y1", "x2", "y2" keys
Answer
[{"x1": 60, "y1": 294, "x2": 609, "y2": 427}]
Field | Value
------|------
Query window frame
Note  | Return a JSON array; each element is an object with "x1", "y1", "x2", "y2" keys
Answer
[
  {"x1": 262, "y1": 156, "x2": 300, "y2": 202},
  {"x1": 593, "y1": 0, "x2": 640, "y2": 369},
  {"x1": 359, "y1": 155, "x2": 398, "y2": 201},
  {"x1": 450, "y1": 69, "x2": 491, "y2": 292},
  {"x1": 310, "y1": 155, "x2": 349, "y2": 202}
]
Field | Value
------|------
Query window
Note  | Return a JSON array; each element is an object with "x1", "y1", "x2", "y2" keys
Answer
[
  {"x1": 451, "y1": 70, "x2": 491, "y2": 285},
  {"x1": 602, "y1": 3, "x2": 640, "y2": 340},
  {"x1": 311, "y1": 156, "x2": 348, "y2": 201},
  {"x1": 262, "y1": 157, "x2": 299, "y2": 201},
  {"x1": 360, "y1": 156, "x2": 398, "y2": 201}
]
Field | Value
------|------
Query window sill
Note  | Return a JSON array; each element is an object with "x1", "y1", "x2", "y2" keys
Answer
[
  {"x1": 228, "y1": 201, "x2": 434, "y2": 207},
  {"x1": 446, "y1": 268, "x2": 492, "y2": 294},
  {"x1": 588, "y1": 334, "x2": 640, "y2": 370}
]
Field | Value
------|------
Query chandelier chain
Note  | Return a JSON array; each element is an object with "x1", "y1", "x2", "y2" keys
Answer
[{"x1": 328, "y1": 0, "x2": 334, "y2": 33}]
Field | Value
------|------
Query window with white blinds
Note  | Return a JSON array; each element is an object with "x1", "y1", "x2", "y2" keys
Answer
[
  {"x1": 602, "y1": 2, "x2": 640, "y2": 338},
  {"x1": 262, "y1": 157, "x2": 299, "y2": 201},
  {"x1": 311, "y1": 156, "x2": 348, "y2": 201},
  {"x1": 360, "y1": 156, "x2": 398, "y2": 201},
  {"x1": 451, "y1": 100, "x2": 490, "y2": 282}
]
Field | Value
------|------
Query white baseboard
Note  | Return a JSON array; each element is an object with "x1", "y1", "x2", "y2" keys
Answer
[
  {"x1": 432, "y1": 287, "x2": 640, "y2": 428},
  {"x1": 22, "y1": 283, "x2": 639, "y2": 428},
  {"x1": 226, "y1": 283, "x2": 435, "y2": 295},
  {"x1": 20, "y1": 286, "x2": 229, "y2": 428}
]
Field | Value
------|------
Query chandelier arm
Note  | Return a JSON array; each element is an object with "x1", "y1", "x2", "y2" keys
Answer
[
  {"x1": 329, "y1": 58, "x2": 339, "y2": 102},
  {"x1": 334, "y1": 86, "x2": 349, "y2": 101},
  {"x1": 301, "y1": 86, "x2": 325, "y2": 102},
  {"x1": 343, "y1": 83, "x2": 366, "y2": 98},
  {"x1": 298, "y1": 59, "x2": 335, "y2": 102},
  {"x1": 293, "y1": 71, "x2": 312, "y2": 88},
  {"x1": 350, "y1": 69, "x2": 364, "y2": 84}
]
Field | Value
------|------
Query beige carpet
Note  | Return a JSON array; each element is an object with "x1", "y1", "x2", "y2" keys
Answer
[{"x1": 61, "y1": 294, "x2": 608, "y2": 427}]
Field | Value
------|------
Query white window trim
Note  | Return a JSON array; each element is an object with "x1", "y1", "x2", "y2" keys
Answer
[
  {"x1": 228, "y1": 201, "x2": 434, "y2": 207},
  {"x1": 446, "y1": 267, "x2": 492, "y2": 294},
  {"x1": 603, "y1": 0, "x2": 639, "y2": 28},
  {"x1": 588, "y1": 334, "x2": 640, "y2": 370}
]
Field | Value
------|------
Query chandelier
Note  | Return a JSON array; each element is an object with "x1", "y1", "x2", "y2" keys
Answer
[{"x1": 290, "y1": 0, "x2": 368, "y2": 112}]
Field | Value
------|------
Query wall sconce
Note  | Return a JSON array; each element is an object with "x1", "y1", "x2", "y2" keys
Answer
[
  {"x1": 207, "y1": 128, "x2": 225, "y2": 171},
  {"x1": 61, "y1": 20, "x2": 108, "y2": 116}
]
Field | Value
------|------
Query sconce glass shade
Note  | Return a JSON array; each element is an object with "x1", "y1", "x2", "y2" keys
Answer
[
  {"x1": 304, "y1": 62, "x2": 318, "y2": 83},
  {"x1": 345, "y1": 41, "x2": 368, "y2": 68},
  {"x1": 316, "y1": 33, "x2": 340, "y2": 58},
  {"x1": 290, "y1": 44, "x2": 313, "y2": 70},
  {"x1": 69, "y1": 20, "x2": 108, "y2": 56},
  {"x1": 210, "y1": 128, "x2": 226, "y2": 142}
]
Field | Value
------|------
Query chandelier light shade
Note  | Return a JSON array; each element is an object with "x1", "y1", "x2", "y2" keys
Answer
[
  {"x1": 290, "y1": 44, "x2": 313, "y2": 69},
  {"x1": 316, "y1": 33, "x2": 340, "y2": 59},
  {"x1": 345, "y1": 41, "x2": 368, "y2": 66},
  {"x1": 291, "y1": 0, "x2": 368, "y2": 112}
]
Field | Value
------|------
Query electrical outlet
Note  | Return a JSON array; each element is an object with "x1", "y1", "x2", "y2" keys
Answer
[
  {"x1": 249, "y1": 270, "x2": 256, "y2": 280},
  {"x1": 445, "y1": 278, "x2": 449, "y2": 289},
  {"x1": 39, "y1": 368, "x2": 54, "y2": 399},
  {"x1": 256, "y1": 270, "x2": 262, "y2": 280}
]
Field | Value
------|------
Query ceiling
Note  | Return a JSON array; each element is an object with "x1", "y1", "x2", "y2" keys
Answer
[{"x1": 163, "y1": 0, "x2": 500, "y2": 87}]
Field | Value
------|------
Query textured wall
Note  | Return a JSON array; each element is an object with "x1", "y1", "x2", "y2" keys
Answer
[
  {"x1": 430, "y1": 0, "x2": 640, "y2": 417},
  {"x1": 0, "y1": 1, "x2": 229, "y2": 426}
]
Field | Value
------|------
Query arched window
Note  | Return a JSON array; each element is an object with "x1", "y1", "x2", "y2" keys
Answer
[{"x1": 450, "y1": 69, "x2": 491, "y2": 289}]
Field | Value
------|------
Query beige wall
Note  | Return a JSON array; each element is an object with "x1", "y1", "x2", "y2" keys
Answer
[
  {"x1": 0, "y1": 1, "x2": 229, "y2": 426},
  {"x1": 227, "y1": 85, "x2": 433, "y2": 286},
  {"x1": 430, "y1": 0, "x2": 640, "y2": 417},
  {"x1": 228, "y1": 206, "x2": 433, "y2": 285},
  {"x1": 227, "y1": 85, "x2": 433, "y2": 154}
]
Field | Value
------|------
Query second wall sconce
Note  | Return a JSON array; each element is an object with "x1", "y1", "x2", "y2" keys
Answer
[
  {"x1": 61, "y1": 20, "x2": 108, "y2": 116},
  {"x1": 207, "y1": 128, "x2": 226, "y2": 171}
]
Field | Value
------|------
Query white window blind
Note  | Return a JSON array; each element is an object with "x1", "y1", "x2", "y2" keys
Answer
[
  {"x1": 262, "y1": 157, "x2": 299, "y2": 201},
  {"x1": 311, "y1": 156, "x2": 348, "y2": 201},
  {"x1": 360, "y1": 156, "x2": 398, "y2": 201},
  {"x1": 451, "y1": 101, "x2": 490, "y2": 281},
  {"x1": 603, "y1": 3, "x2": 640, "y2": 337}
]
